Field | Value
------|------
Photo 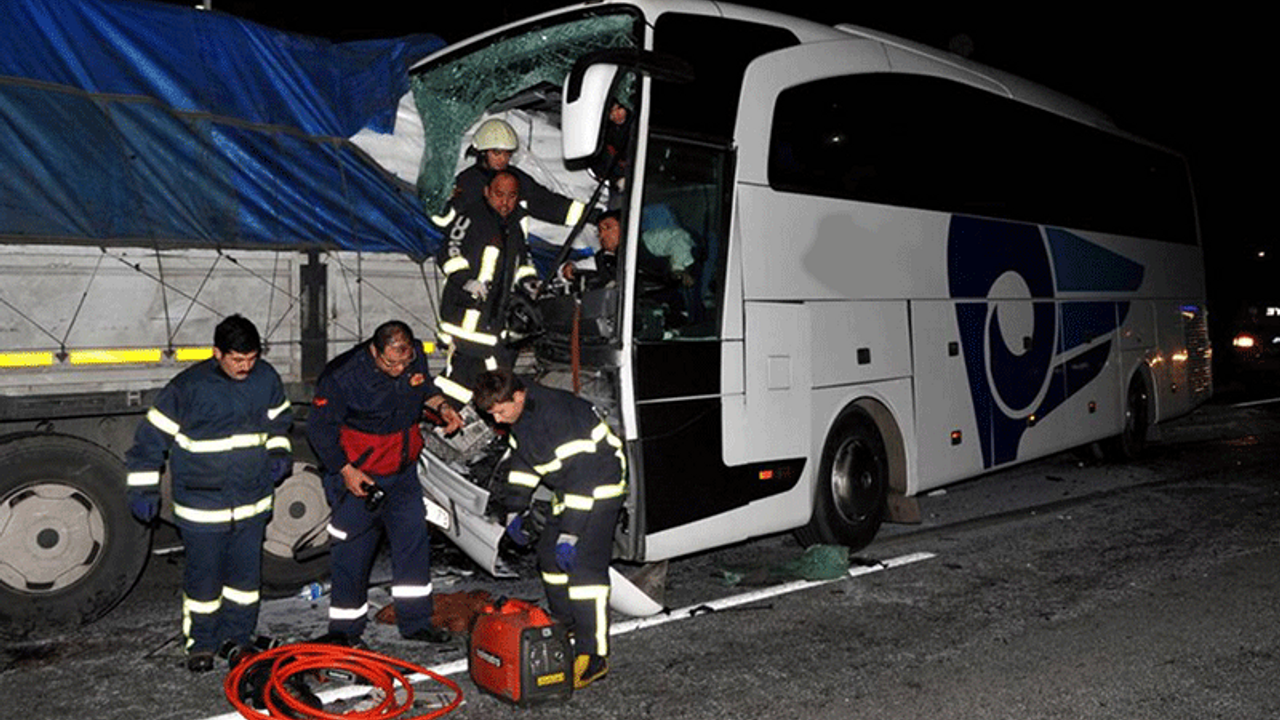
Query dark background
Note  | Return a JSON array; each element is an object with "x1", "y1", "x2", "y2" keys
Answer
[{"x1": 182, "y1": 1, "x2": 1273, "y2": 369}]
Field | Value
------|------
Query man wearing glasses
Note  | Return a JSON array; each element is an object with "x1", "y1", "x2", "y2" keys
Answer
[{"x1": 307, "y1": 320, "x2": 463, "y2": 646}]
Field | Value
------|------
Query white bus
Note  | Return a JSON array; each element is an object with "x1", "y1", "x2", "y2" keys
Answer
[{"x1": 406, "y1": 0, "x2": 1210, "y2": 570}]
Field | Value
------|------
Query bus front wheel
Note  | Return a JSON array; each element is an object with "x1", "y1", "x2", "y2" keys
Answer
[{"x1": 797, "y1": 408, "x2": 888, "y2": 552}]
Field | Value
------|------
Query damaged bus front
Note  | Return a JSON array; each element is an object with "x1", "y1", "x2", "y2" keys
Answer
[{"x1": 407, "y1": 0, "x2": 1208, "y2": 589}]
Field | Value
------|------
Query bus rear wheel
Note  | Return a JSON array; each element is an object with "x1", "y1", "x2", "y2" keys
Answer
[
  {"x1": 797, "y1": 408, "x2": 888, "y2": 552},
  {"x1": 1102, "y1": 374, "x2": 1149, "y2": 461}
]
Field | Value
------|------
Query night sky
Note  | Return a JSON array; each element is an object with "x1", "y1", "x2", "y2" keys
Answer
[{"x1": 196, "y1": 1, "x2": 1272, "y2": 330}]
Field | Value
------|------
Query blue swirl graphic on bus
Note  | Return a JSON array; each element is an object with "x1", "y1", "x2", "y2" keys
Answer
[{"x1": 948, "y1": 216, "x2": 1144, "y2": 468}]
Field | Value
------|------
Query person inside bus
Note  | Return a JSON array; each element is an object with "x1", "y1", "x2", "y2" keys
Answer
[
  {"x1": 589, "y1": 97, "x2": 634, "y2": 209},
  {"x1": 432, "y1": 118, "x2": 592, "y2": 232},
  {"x1": 637, "y1": 203, "x2": 701, "y2": 332},
  {"x1": 560, "y1": 209, "x2": 622, "y2": 292}
]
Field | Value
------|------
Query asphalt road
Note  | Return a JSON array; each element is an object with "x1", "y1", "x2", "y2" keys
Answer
[{"x1": 3, "y1": 390, "x2": 1279, "y2": 719}]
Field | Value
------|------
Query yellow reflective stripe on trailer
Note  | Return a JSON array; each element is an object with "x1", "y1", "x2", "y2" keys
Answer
[
  {"x1": 0, "y1": 351, "x2": 54, "y2": 367},
  {"x1": 174, "y1": 347, "x2": 214, "y2": 362},
  {"x1": 0, "y1": 347, "x2": 214, "y2": 367},
  {"x1": 69, "y1": 348, "x2": 162, "y2": 365}
]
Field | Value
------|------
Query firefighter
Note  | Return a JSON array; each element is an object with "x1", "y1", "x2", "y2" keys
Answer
[
  {"x1": 432, "y1": 117, "x2": 589, "y2": 231},
  {"x1": 434, "y1": 170, "x2": 540, "y2": 406},
  {"x1": 125, "y1": 315, "x2": 293, "y2": 673},
  {"x1": 472, "y1": 368, "x2": 626, "y2": 689},
  {"x1": 307, "y1": 321, "x2": 463, "y2": 646}
]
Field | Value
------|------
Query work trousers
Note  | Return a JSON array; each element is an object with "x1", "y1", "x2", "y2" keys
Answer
[
  {"x1": 180, "y1": 515, "x2": 267, "y2": 654},
  {"x1": 437, "y1": 337, "x2": 516, "y2": 407},
  {"x1": 537, "y1": 495, "x2": 622, "y2": 658},
  {"x1": 325, "y1": 465, "x2": 434, "y2": 639}
]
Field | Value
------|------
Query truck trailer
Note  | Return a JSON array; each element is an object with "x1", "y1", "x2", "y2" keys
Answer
[{"x1": 0, "y1": 0, "x2": 451, "y2": 636}]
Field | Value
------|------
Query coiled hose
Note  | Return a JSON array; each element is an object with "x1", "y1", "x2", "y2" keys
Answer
[{"x1": 223, "y1": 642, "x2": 463, "y2": 719}]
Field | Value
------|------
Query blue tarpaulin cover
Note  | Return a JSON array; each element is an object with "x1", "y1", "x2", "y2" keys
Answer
[{"x1": 0, "y1": 0, "x2": 445, "y2": 258}]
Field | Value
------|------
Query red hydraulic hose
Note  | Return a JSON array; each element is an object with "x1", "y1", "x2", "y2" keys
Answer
[{"x1": 223, "y1": 642, "x2": 463, "y2": 720}]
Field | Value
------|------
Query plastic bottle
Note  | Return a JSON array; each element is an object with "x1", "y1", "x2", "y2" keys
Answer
[{"x1": 298, "y1": 581, "x2": 328, "y2": 601}]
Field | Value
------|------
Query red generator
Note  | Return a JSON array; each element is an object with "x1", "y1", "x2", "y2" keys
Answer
[{"x1": 468, "y1": 597, "x2": 573, "y2": 706}]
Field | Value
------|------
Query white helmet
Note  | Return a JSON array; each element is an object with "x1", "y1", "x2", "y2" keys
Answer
[{"x1": 472, "y1": 118, "x2": 518, "y2": 152}]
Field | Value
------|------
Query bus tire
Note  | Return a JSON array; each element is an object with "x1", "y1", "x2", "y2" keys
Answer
[
  {"x1": 1102, "y1": 373, "x2": 1149, "y2": 461},
  {"x1": 796, "y1": 407, "x2": 888, "y2": 551},
  {"x1": 0, "y1": 434, "x2": 150, "y2": 639},
  {"x1": 261, "y1": 464, "x2": 330, "y2": 597}
]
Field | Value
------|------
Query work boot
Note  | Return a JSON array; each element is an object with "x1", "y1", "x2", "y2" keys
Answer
[
  {"x1": 573, "y1": 653, "x2": 608, "y2": 689},
  {"x1": 312, "y1": 631, "x2": 367, "y2": 650},
  {"x1": 403, "y1": 626, "x2": 452, "y2": 644},
  {"x1": 226, "y1": 644, "x2": 256, "y2": 669},
  {"x1": 186, "y1": 651, "x2": 216, "y2": 674}
]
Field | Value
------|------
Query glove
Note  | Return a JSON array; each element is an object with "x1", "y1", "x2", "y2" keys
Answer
[
  {"x1": 268, "y1": 456, "x2": 291, "y2": 485},
  {"x1": 505, "y1": 513, "x2": 530, "y2": 546},
  {"x1": 554, "y1": 533, "x2": 579, "y2": 573},
  {"x1": 128, "y1": 491, "x2": 160, "y2": 523},
  {"x1": 463, "y1": 279, "x2": 488, "y2": 301}
]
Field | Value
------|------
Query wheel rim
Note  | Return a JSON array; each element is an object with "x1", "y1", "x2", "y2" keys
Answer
[
  {"x1": 0, "y1": 482, "x2": 106, "y2": 593},
  {"x1": 830, "y1": 437, "x2": 879, "y2": 526},
  {"x1": 263, "y1": 466, "x2": 329, "y2": 561}
]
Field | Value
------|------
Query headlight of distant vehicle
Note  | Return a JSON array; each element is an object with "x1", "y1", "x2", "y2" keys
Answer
[{"x1": 1233, "y1": 334, "x2": 1258, "y2": 349}]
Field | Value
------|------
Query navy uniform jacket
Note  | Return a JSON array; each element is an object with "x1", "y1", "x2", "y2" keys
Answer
[
  {"x1": 436, "y1": 199, "x2": 537, "y2": 349},
  {"x1": 308, "y1": 342, "x2": 438, "y2": 477},
  {"x1": 503, "y1": 384, "x2": 627, "y2": 537},
  {"x1": 125, "y1": 358, "x2": 292, "y2": 525}
]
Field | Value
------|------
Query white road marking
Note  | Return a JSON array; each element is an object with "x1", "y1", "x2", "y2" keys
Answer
[{"x1": 197, "y1": 551, "x2": 935, "y2": 719}]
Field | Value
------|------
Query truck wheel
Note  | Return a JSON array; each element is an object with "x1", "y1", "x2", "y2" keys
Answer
[
  {"x1": 261, "y1": 463, "x2": 330, "y2": 596},
  {"x1": 1102, "y1": 374, "x2": 1149, "y2": 461},
  {"x1": 796, "y1": 407, "x2": 888, "y2": 551},
  {"x1": 0, "y1": 435, "x2": 150, "y2": 639}
]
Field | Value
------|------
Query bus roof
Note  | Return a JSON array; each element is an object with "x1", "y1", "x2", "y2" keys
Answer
[{"x1": 413, "y1": 0, "x2": 1135, "y2": 141}]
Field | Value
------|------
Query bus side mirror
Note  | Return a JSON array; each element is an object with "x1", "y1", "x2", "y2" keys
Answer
[
  {"x1": 562, "y1": 62, "x2": 618, "y2": 162},
  {"x1": 561, "y1": 49, "x2": 694, "y2": 163}
]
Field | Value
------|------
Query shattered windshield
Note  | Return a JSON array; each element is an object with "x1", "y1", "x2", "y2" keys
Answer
[{"x1": 409, "y1": 11, "x2": 640, "y2": 215}]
